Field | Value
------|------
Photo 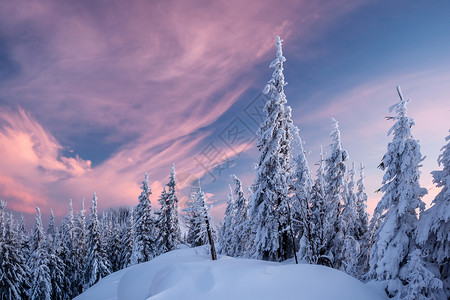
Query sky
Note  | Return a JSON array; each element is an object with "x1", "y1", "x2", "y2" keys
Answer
[{"x1": 0, "y1": 0, "x2": 449, "y2": 227}]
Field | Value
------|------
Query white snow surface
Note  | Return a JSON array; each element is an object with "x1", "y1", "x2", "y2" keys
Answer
[{"x1": 75, "y1": 245, "x2": 387, "y2": 300}]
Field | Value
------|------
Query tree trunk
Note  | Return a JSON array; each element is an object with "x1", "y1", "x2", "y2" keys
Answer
[{"x1": 205, "y1": 216, "x2": 217, "y2": 261}]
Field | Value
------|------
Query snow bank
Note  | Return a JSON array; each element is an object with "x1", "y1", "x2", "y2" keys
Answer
[{"x1": 75, "y1": 246, "x2": 387, "y2": 300}]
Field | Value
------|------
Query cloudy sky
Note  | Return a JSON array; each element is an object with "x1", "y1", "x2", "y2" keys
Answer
[{"x1": 0, "y1": 0, "x2": 449, "y2": 225}]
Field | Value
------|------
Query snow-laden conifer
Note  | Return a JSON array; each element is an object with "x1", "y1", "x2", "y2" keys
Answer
[
  {"x1": 416, "y1": 131, "x2": 450, "y2": 296},
  {"x1": 46, "y1": 209, "x2": 67, "y2": 300},
  {"x1": 85, "y1": 193, "x2": 111, "y2": 288},
  {"x1": 218, "y1": 184, "x2": 234, "y2": 255},
  {"x1": 323, "y1": 118, "x2": 348, "y2": 268},
  {"x1": 291, "y1": 129, "x2": 313, "y2": 262},
  {"x1": 156, "y1": 165, "x2": 182, "y2": 254},
  {"x1": 368, "y1": 86, "x2": 427, "y2": 297},
  {"x1": 0, "y1": 208, "x2": 30, "y2": 299},
  {"x1": 120, "y1": 206, "x2": 134, "y2": 269},
  {"x1": 131, "y1": 172, "x2": 157, "y2": 264},
  {"x1": 248, "y1": 36, "x2": 296, "y2": 262},
  {"x1": 73, "y1": 198, "x2": 87, "y2": 294},
  {"x1": 308, "y1": 147, "x2": 328, "y2": 265},
  {"x1": 230, "y1": 175, "x2": 250, "y2": 257},
  {"x1": 28, "y1": 207, "x2": 52, "y2": 300}
]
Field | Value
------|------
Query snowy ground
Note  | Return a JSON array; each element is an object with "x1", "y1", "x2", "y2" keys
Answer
[{"x1": 75, "y1": 246, "x2": 387, "y2": 300}]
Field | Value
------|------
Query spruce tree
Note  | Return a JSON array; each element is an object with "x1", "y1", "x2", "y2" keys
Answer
[
  {"x1": 85, "y1": 192, "x2": 111, "y2": 288},
  {"x1": 131, "y1": 173, "x2": 157, "y2": 265},
  {"x1": 0, "y1": 208, "x2": 30, "y2": 299},
  {"x1": 156, "y1": 165, "x2": 182, "y2": 254},
  {"x1": 218, "y1": 184, "x2": 234, "y2": 256},
  {"x1": 308, "y1": 147, "x2": 328, "y2": 265},
  {"x1": 416, "y1": 131, "x2": 450, "y2": 296},
  {"x1": 323, "y1": 118, "x2": 348, "y2": 268},
  {"x1": 73, "y1": 199, "x2": 87, "y2": 295},
  {"x1": 28, "y1": 207, "x2": 52, "y2": 300},
  {"x1": 368, "y1": 86, "x2": 428, "y2": 297},
  {"x1": 230, "y1": 175, "x2": 250, "y2": 257},
  {"x1": 120, "y1": 207, "x2": 134, "y2": 269},
  {"x1": 249, "y1": 36, "x2": 296, "y2": 262},
  {"x1": 46, "y1": 209, "x2": 67, "y2": 300},
  {"x1": 60, "y1": 199, "x2": 76, "y2": 297},
  {"x1": 339, "y1": 162, "x2": 360, "y2": 276},
  {"x1": 291, "y1": 129, "x2": 313, "y2": 262}
]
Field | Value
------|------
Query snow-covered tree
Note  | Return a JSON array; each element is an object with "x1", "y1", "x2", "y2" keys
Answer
[
  {"x1": 308, "y1": 147, "x2": 328, "y2": 265},
  {"x1": 28, "y1": 207, "x2": 52, "y2": 300},
  {"x1": 219, "y1": 184, "x2": 235, "y2": 256},
  {"x1": 17, "y1": 214, "x2": 31, "y2": 261},
  {"x1": 60, "y1": 199, "x2": 76, "y2": 297},
  {"x1": 355, "y1": 163, "x2": 369, "y2": 242},
  {"x1": 230, "y1": 175, "x2": 250, "y2": 257},
  {"x1": 73, "y1": 198, "x2": 87, "y2": 295},
  {"x1": 339, "y1": 163, "x2": 360, "y2": 276},
  {"x1": 131, "y1": 172, "x2": 157, "y2": 265},
  {"x1": 248, "y1": 36, "x2": 296, "y2": 262},
  {"x1": 156, "y1": 165, "x2": 182, "y2": 254},
  {"x1": 291, "y1": 129, "x2": 313, "y2": 262},
  {"x1": 184, "y1": 184, "x2": 217, "y2": 260},
  {"x1": 46, "y1": 209, "x2": 67, "y2": 300},
  {"x1": 368, "y1": 86, "x2": 427, "y2": 297},
  {"x1": 0, "y1": 208, "x2": 30, "y2": 299},
  {"x1": 85, "y1": 193, "x2": 111, "y2": 288},
  {"x1": 120, "y1": 206, "x2": 134, "y2": 269},
  {"x1": 416, "y1": 131, "x2": 450, "y2": 296},
  {"x1": 398, "y1": 250, "x2": 443, "y2": 300},
  {"x1": 323, "y1": 118, "x2": 348, "y2": 268}
]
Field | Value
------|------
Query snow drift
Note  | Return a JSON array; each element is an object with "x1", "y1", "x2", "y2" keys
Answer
[{"x1": 75, "y1": 246, "x2": 387, "y2": 300}]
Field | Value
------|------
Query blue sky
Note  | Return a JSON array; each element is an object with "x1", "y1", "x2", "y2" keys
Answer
[{"x1": 0, "y1": 0, "x2": 448, "y2": 225}]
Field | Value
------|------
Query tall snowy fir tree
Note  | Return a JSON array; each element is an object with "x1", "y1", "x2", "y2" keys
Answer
[
  {"x1": 355, "y1": 163, "x2": 370, "y2": 277},
  {"x1": 248, "y1": 36, "x2": 296, "y2": 262},
  {"x1": 46, "y1": 209, "x2": 67, "y2": 300},
  {"x1": 73, "y1": 199, "x2": 87, "y2": 294},
  {"x1": 229, "y1": 175, "x2": 250, "y2": 257},
  {"x1": 339, "y1": 162, "x2": 360, "y2": 276},
  {"x1": 28, "y1": 207, "x2": 52, "y2": 300},
  {"x1": 417, "y1": 131, "x2": 450, "y2": 297},
  {"x1": 218, "y1": 184, "x2": 234, "y2": 256},
  {"x1": 85, "y1": 193, "x2": 111, "y2": 288},
  {"x1": 308, "y1": 147, "x2": 328, "y2": 265},
  {"x1": 60, "y1": 199, "x2": 76, "y2": 297},
  {"x1": 0, "y1": 206, "x2": 30, "y2": 299},
  {"x1": 156, "y1": 165, "x2": 182, "y2": 254},
  {"x1": 131, "y1": 172, "x2": 157, "y2": 264},
  {"x1": 120, "y1": 206, "x2": 134, "y2": 269},
  {"x1": 291, "y1": 129, "x2": 313, "y2": 262},
  {"x1": 323, "y1": 118, "x2": 348, "y2": 269},
  {"x1": 368, "y1": 86, "x2": 429, "y2": 298}
]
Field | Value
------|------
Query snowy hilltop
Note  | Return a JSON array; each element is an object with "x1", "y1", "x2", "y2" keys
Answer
[{"x1": 75, "y1": 245, "x2": 387, "y2": 300}]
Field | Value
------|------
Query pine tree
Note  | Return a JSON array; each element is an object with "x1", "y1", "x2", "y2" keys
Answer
[
  {"x1": 120, "y1": 207, "x2": 134, "y2": 269},
  {"x1": 355, "y1": 163, "x2": 369, "y2": 241},
  {"x1": 28, "y1": 207, "x2": 52, "y2": 300},
  {"x1": 218, "y1": 184, "x2": 235, "y2": 256},
  {"x1": 249, "y1": 36, "x2": 296, "y2": 262},
  {"x1": 323, "y1": 118, "x2": 348, "y2": 268},
  {"x1": 46, "y1": 209, "x2": 67, "y2": 300},
  {"x1": 73, "y1": 198, "x2": 87, "y2": 295},
  {"x1": 60, "y1": 199, "x2": 76, "y2": 297},
  {"x1": 339, "y1": 163, "x2": 360, "y2": 276},
  {"x1": 291, "y1": 129, "x2": 314, "y2": 262},
  {"x1": 368, "y1": 86, "x2": 427, "y2": 297},
  {"x1": 0, "y1": 207, "x2": 30, "y2": 299},
  {"x1": 131, "y1": 172, "x2": 157, "y2": 265},
  {"x1": 17, "y1": 214, "x2": 31, "y2": 262},
  {"x1": 308, "y1": 147, "x2": 328, "y2": 265},
  {"x1": 156, "y1": 165, "x2": 182, "y2": 254},
  {"x1": 416, "y1": 131, "x2": 450, "y2": 296},
  {"x1": 230, "y1": 175, "x2": 251, "y2": 257},
  {"x1": 85, "y1": 192, "x2": 111, "y2": 288},
  {"x1": 398, "y1": 250, "x2": 443, "y2": 300}
]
